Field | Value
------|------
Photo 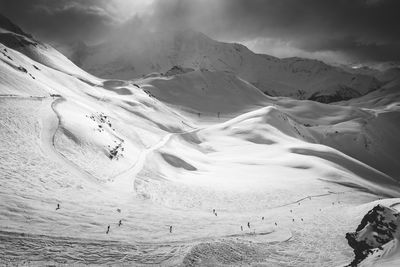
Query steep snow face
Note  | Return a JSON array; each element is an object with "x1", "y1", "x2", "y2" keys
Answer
[
  {"x1": 346, "y1": 204, "x2": 400, "y2": 266},
  {"x1": 72, "y1": 29, "x2": 380, "y2": 102}
]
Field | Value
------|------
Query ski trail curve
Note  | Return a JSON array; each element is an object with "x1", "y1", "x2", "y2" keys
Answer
[
  {"x1": 110, "y1": 133, "x2": 173, "y2": 193},
  {"x1": 39, "y1": 97, "x2": 97, "y2": 181}
]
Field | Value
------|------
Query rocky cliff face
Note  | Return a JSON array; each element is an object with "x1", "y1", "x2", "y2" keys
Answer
[{"x1": 346, "y1": 204, "x2": 400, "y2": 266}]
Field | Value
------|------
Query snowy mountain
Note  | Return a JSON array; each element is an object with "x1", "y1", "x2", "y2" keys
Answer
[
  {"x1": 1, "y1": 14, "x2": 400, "y2": 266},
  {"x1": 339, "y1": 63, "x2": 400, "y2": 84},
  {"x1": 0, "y1": 14, "x2": 96, "y2": 80},
  {"x1": 70, "y1": 26, "x2": 381, "y2": 103}
]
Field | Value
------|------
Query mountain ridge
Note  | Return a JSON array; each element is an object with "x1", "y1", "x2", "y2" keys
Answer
[{"x1": 67, "y1": 26, "x2": 382, "y2": 103}]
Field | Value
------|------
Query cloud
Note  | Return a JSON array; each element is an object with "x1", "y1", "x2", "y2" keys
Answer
[
  {"x1": 100, "y1": 0, "x2": 397, "y2": 63},
  {"x1": 0, "y1": 0, "x2": 121, "y2": 43},
  {"x1": 242, "y1": 37, "x2": 351, "y2": 64},
  {"x1": 1, "y1": 0, "x2": 399, "y2": 63},
  {"x1": 144, "y1": 0, "x2": 400, "y2": 63}
]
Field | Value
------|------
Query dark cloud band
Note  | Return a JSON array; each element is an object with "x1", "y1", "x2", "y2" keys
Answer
[{"x1": 1, "y1": 0, "x2": 399, "y2": 63}]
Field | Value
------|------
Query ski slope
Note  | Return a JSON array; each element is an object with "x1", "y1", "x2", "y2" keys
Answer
[{"x1": 1, "y1": 17, "x2": 400, "y2": 266}]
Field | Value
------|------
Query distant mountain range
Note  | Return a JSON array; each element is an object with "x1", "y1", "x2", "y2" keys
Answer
[
  {"x1": 3, "y1": 13, "x2": 399, "y2": 103},
  {"x1": 63, "y1": 23, "x2": 398, "y2": 103}
]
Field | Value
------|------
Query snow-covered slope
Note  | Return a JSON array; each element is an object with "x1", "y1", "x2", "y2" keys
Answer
[
  {"x1": 0, "y1": 14, "x2": 98, "y2": 82},
  {"x1": 342, "y1": 78, "x2": 400, "y2": 108},
  {"x1": 139, "y1": 68, "x2": 271, "y2": 116},
  {"x1": 72, "y1": 27, "x2": 380, "y2": 102},
  {"x1": 1, "y1": 15, "x2": 400, "y2": 266},
  {"x1": 132, "y1": 67, "x2": 400, "y2": 179},
  {"x1": 339, "y1": 64, "x2": 400, "y2": 84}
]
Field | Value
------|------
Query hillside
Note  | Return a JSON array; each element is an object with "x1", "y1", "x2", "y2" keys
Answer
[
  {"x1": 71, "y1": 27, "x2": 381, "y2": 102},
  {"x1": 1, "y1": 15, "x2": 400, "y2": 266}
]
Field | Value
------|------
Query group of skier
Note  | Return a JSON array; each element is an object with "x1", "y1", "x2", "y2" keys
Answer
[{"x1": 55, "y1": 203, "x2": 307, "y2": 236}]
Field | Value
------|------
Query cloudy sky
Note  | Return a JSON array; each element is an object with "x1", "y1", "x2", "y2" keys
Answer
[{"x1": 1, "y1": 0, "x2": 399, "y2": 65}]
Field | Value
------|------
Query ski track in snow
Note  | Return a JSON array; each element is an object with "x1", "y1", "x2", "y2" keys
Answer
[
  {"x1": 0, "y1": 97, "x2": 186, "y2": 265},
  {"x1": 0, "y1": 94, "x2": 395, "y2": 266},
  {"x1": 110, "y1": 133, "x2": 173, "y2": 193},
  {"x1": 1, "y1": 97, "x2": 295, "y2": 266},
  {"x1": 39, "y1": 97, "x2": 99, "y2": 182}
]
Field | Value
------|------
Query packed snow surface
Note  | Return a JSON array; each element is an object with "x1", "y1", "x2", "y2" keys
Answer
[{"x1": 1, "y1": 18, "x2": 400, "y2": 266}]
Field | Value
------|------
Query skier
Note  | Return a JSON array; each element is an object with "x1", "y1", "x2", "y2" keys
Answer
[
  {"x1": 275, "y1": 222, "x2": 277, "y2": 226},
  {"x1": 169, "y1": 225, "x2": 173, "y2": 233},
  {"x1": 56, "y1": 203, "x2": 60, "y2": 210},
  {"x1": 118, "y1": 220, "x2": 122, "y2": 227},
  {"x1": 247, "y1": 222, "x2": 250, "y2": 228},
  {"x1": 106, "y1": 225, "x2": 110, "y2": 234},
  {"x1": 241, "y1": 226, "x2": 243, "y2": 231},
  {"x1": 262, "y1": 216, "x2": 264, "y2": 220}
]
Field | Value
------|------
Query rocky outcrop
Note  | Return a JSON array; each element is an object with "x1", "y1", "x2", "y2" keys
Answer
[
  {"x1": 308, "y1": 86, "x2": 363, "y2": 103},
  {"x1": 164, "y1": 65, "x2": 195, "y2": 76},
  {"x1": 346, "y1": 204, "x2": 400, "y2": 266}
]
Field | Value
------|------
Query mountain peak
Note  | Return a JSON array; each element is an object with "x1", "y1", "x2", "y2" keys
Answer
[{"x1": 64, "y1": 26, "x2": 382, "y2": 103}]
